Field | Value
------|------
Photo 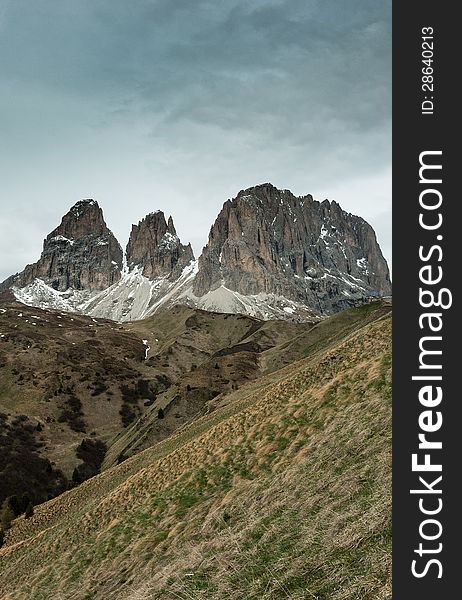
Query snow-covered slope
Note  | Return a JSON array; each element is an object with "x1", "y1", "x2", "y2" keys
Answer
[
  {"x1": 11, "y1": 279, "x2": 94, "y2": 314},
  {"x1": 187, "y1": 286, "x2": 320, "y2": 322},
  {"x1": 12, "y1": 260, "x2": 321, "y2": 323},
  {"x1": 13, "y1": 261, "x2": 199, "y2": 322},
  {"x1": 85, "y1": 260, "x2": 198, "y2": 321}
]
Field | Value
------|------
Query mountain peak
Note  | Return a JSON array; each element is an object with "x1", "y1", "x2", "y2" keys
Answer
[
  {"x1": 7, "y1": 200, "x2": 123, "y2": 292},
  {"x1": 238, "y1": 182, "x2": 279, "y2": 194},
  {"x1": 50, "y1": 198, "x2": 108, "y2": 242},
  {"x1": 193, "y1": 184, "x2": 391, "y2": 312},
  {"x1": 68, "y1": 198, "x2": 101, "y2": 217},
  {"x1": 71, "y1": 198, "x2": 99, "y2": 208},
  {"x1": 126, "y1": 212, "x2": 194, "y2": 279},
  {"x1": 2, "y1": 185, "x2": 390, "y2": 320},
  {"x1": 167, "y1": 215, "x2": 176, "y2": 235}
]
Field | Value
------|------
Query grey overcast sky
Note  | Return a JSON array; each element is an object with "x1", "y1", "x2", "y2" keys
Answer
[{"x1": 0, "y1": 0, "x2": 391, "y2": 282}]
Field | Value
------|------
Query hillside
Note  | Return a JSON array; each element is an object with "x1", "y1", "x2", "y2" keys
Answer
[
  {"x1": 0, "y1": 300, "x2": 316, "y2": 503},
  {"x1": 105, "y1": 300, "x2": 390, "y2": 467},
  {"x1": 0, "y1": 300, "x2": 149, "y2": 503},
  {"x1": 0, "y1": 301, "x2": 391, "y2": 599}
]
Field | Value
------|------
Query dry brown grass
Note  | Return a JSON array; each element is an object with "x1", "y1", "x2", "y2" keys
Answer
[{"x1": 0, "y1": 305, "x2": 391, "y2": 600}]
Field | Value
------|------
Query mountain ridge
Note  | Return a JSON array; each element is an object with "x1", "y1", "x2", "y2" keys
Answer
[
  {"x1": 194, "y1": 183, "x2": 390, "y2": 312},
  {"x1": 1, "y1": 184, "x2": 391, "y2": 321}
]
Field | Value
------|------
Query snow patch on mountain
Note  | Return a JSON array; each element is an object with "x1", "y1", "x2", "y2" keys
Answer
[
  {"x1": 12, "y1": 261, "x2": 198, "y2": 322},
  {"x1": 11, "y1": 260, "x2": 320, "y2": 323},
  {"x1": 356, "y1": 257, "x2": 370, "y2": 274},
  {"x1": 181, "y1": 285, "x2": 320, "y2": 322},
  {"x1": 83, "y1": 260, "x2": 199, "y2": 321},
  {"x1": 12, "y1": 279, "x2": 93, "y2": 313},
  {"x1": 50, "y1": 235, "x2": 75, "y2": 245}
]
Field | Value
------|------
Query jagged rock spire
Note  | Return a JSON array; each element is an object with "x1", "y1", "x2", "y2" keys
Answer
[{"x1": 126, "y1": 211, "x2": 194, "y2": 279}]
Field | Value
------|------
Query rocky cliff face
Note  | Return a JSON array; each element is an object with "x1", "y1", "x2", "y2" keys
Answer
[
  {"x1": 5, "y1": 200, "x2": 123, "y2": 292},
  {"x1": 193, "y1": 184, "x2": 391, "y2": 313},
  {"x1": 126, "y1": 212, "x2": 194, "y2": 279},
  {"x1": 2, "y1": 184, "x2": 391, "y2": 320}
]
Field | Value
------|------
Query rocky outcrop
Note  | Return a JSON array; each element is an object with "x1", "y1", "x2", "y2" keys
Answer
[
  {"x1": 1, "y1": 185, "x2": 391, "y2": 320},
  {"x1": 4, "y1": 200, "x2": 123, "y2": 292},
  {"x1": 126, "y1": 212, "x2": 194, "y2": 279},
  {"x1": 193, "y1": 184, "x2": 391, "y2": 313}
]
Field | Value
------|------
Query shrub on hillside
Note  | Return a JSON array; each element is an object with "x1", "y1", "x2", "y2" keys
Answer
[
  {"x1": 0, "y1": 502, "x2": 14, "y2": 531},
  {"x1": 72, "y1": 438, "x2": 108, "y2": 484},
  {"x1": 58, "y1": 394, "x2": 86, "y2": 433},
  {"x1": 119, "y1": 380, "x2": 157, "y2": 427},
  {"x1": 0, "y1": 415, "x2": 68, "y2": 507},
  {"x1": 119, "y1": 403, "x2": 138, "y2": 427},
  {"x1": 4, "y1": 493, "x2": 32, "y2": 517}
]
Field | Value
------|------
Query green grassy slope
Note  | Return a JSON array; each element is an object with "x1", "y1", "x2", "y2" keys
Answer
[
  {"x1": 0, "y1": 302, "x2": 391, "y2": 599},
  {"x1": 103, "y1": 302, "x2": 390, "y2": 467}
]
